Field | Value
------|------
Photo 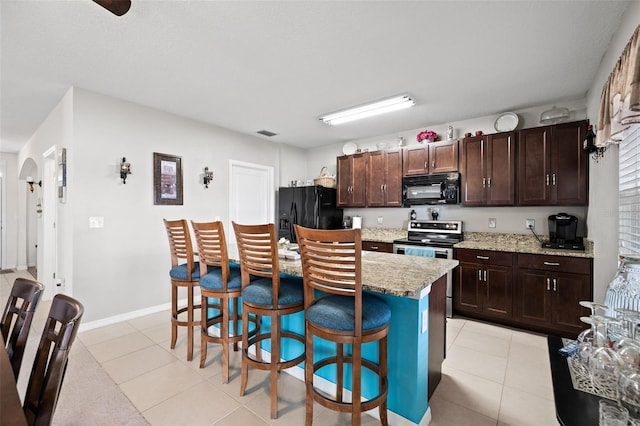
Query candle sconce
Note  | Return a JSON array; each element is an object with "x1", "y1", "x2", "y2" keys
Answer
[
  {"x1": 26, "y1": 176, "x2": 42, "y2": 193},
  {"x1": 203, "y1": 167, "x2": 213, "y2": 188},
  {"x1": 120, "y1": 157, "x2": 131, "y2": 184}
]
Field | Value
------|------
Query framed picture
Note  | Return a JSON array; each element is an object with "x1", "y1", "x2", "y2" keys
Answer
[{"x1": 153, "y1": 152, "x2": 183, "y2": 205}]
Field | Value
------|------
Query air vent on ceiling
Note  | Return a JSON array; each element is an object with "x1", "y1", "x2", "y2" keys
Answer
[{"x1": 257, "y1": 130, "x2": 278, "y2": 137}]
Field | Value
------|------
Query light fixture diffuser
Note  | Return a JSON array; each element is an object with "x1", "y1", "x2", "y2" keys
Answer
[
  {"x1": 319, "y1": 94, "x2": 415, "y2": 125},
  {"x1": 539, "y1": 106, "x2": 570, "y2": 125}
]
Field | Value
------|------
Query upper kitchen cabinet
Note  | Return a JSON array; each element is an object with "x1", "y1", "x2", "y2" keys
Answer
[
  {"x1": 402, "y1": 140, "x2": 459, "y2": 176},
  {"x1": 460, "y1": 132, "x2": 516, "y2": 206},
  {"x1": 366, "y1": 149, "x2": 403, "y2": 207},
  {"x1": 517, "y1": 120, "x2": 588, "y2": 206},
  {"x1": 337, "y1": 153, "x2": 367, "y2": 207}
]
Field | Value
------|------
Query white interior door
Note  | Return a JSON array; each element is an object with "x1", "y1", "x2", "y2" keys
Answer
[
  {"x1": 228, "y1": 160, "x2": 274, "y2": 258},
  {"x1": 41, "y1": 147, "x2": 58, "y2": 300}
]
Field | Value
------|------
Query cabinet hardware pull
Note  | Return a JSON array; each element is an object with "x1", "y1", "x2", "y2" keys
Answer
[
  {"x1": 371, "y1": 246, "x2": 379, "y2": 250},
  {"x1": 425, "y1": 161, "x2": 428, "y2": 171},
  {"x1": 553, "y1": 278, "x2": 557, "y2": 292},
  {"x1": 432, "y1": 160, "x2": 435, "y2": 168},
  {"x1": 487, "y1": 178, "x2": 492, "y2": 188},
  {"x1": 483, "y1": 270, "x2": 487, "y2": 281},
  {"x1": 543, "y1": 262, "x2": 560, "y2": 266},
  {"x1": 482, "y1": 178, "x2": 486, "y2": 188},
  {"x1": 476, "y1": 255, "x2": 489, "y2": 260},
  {"x1": 384, "y1": 183, "x2": 387, "y2": 191},
  {"x1": 552, "y1": 173, "x2": 556, "y2": 185},
  {"x1": 381, "y1": 184, "x2": 384, "y2": 192},
  {"x1": 546, "y1": 278, "x2": 550, "y2": 291},
  {"x1": 478, "y1": 270, "x2": 482, "y2": 281},
  {"x1": 546, "y1": 174, "x2": 550, "y2": 186}
]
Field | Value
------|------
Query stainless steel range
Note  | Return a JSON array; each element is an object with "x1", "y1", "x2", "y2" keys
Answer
[{"x1": 393, "y1": 220, "x2": 463, "y2": 318}]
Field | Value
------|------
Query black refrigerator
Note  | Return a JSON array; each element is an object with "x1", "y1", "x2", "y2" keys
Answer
[{"x1": 278, "y1": 186, "x2": 343, "y2": 243}]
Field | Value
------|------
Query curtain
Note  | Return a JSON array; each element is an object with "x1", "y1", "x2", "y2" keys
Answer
[{"x1": 597, "y1": 24, "x2": 640, "y2": 146}]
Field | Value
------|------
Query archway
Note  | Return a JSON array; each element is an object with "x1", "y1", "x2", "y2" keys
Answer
[{"x1": 18, "y1": 157, "x2": 39, "y2": 280}]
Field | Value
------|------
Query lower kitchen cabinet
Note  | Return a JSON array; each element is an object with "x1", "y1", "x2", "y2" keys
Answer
[
  {"x1": 454, "y1": 249, "x2": 592, "y2": 338},
  {"x1": 362, "y1": 240, "x2": 393, "y2": 253},
  {"x1": 454, "y1": 249, "x2": 514, "y2": 319},
  {"x1": 515, "y1": 254, "x2": 592, "y2": 336}
]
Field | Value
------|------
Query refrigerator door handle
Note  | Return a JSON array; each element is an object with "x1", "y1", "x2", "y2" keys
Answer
[{"x1": 314, "y1": 190, "x2": 320, "y2": 228}]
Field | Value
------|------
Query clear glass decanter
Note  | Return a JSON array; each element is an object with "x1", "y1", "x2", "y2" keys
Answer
[{"x1": 605, "y1": 255, "x2": 640, "y2": 318}]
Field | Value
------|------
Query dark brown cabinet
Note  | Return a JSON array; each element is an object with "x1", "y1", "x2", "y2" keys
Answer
[
  {"x1": 402, "y1": 140, "x2": 459, "y2": 176},
  {"x1": 460, "y1": 132, "x2": 516, "y2": 206},
  {"x1": 453, "y1": 249, "x2": 513, "y2": 319},
  {"x1": 517, "y1": 120, "x2": 588, "y2": 206},
  {"x1": 515, "y1": 254, "x2": 592, "y2": 337},
  {"x1": 366, "y1": 150, "x2": 403, "y2": 207},
  {"x1": 362, "y1": 241, "x2": 393, "y2": 253},
  {"x1": 337, "y1": 153, "x2": 367, "y2": 207}
]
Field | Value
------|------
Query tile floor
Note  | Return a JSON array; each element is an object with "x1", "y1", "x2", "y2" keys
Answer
[{"x1": 1, "y1": 270, "x2": 558, "y2": 425}]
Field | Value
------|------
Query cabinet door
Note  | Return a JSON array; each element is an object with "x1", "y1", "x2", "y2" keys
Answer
[
  {"x1": 403, "y1": 146, "x2": 429, "y2": 176},
  {"x1": 362, "y1": 241, "x2": 393, "y2": 253},
  {"x1": 552, "y1": 272, "x2": 591, "y2": 336},
  {"x1": 552, "y1": 121, "x2": 588, "y2": 205},
  {"x1": 350, "y1": 154, "x2": 367, "y2": 207},
  {"x1": 484, "y1": 265, "x2": 513, "y2": 318},
  {"x1": 516, "y1": 268, "x2": 552, "y2": 328},
  {"x1": 366, "y1": 151, "x2": 386, "y2": 207},
  {"x1": 336, "y1": 155, "x2": 352, "y2": 207},
  {"x1": 384, "y1": 150, "x2": 403, "y2": 206},
  {"x1": 517, "y1": 127, "x2": 551, "y2": 205},
  {"x1": 429, "y1": 140, "x2": 459, "y2": 173},
  {"x1": 454, "y1": 262, "x2": 483, "y2": 314},
  {"x1": 460, "y1": 136, "x2": 486, "y2": 206},
  {"x1": 486, "y1": 132, "x2": 516, "y2": 206}
]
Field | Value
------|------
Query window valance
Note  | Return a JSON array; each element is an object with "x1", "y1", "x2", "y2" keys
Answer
[{"x1": 597, "y1": 24, "x2": 640, "y2": 146}]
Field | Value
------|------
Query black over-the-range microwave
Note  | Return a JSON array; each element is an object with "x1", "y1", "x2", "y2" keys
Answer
[{"x1": 402, "y1": 172, "x2": 461, "y2": 206}]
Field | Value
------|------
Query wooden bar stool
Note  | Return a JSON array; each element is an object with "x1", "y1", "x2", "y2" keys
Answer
[
  {"x1": 232, "y1": 222, "x2": 305, "y2": 419},
  {"x1": 295, "y1": 225, "x2": 390, "y2": 426},
  {"x1": 163, "y1": 219, "x2": 202, "y2": 361},
  {"x1": 191, "y1": 220, "x2": 257, "y2": 383}
]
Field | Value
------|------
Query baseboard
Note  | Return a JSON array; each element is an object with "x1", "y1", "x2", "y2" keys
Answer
[{"x1": 79, "y1": 301, "x2": 173, "y2": 332}]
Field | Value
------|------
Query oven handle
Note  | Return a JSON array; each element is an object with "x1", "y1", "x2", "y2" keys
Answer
[{"x1": 393, "y1": 244, "x2": 452, "y2": 258}]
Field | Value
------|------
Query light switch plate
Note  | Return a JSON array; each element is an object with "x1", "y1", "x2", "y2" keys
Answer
[
  {"x1": 89, "y1": 216, "x2": 104, "y2": 228},
  {"x1": 488, "y1": 218, "x2": 496, "y2": 228}
]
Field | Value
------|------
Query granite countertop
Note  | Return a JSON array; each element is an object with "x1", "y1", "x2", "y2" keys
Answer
[
  {"x1": 455, "y1": 232, "x2": 594, "y2": 259},
  {"x1": 360, "y1": 228, "x2": 406, "y2": 243},
  {"x1": 279, "y1": 251, "x2": 457, "y2": 298}
]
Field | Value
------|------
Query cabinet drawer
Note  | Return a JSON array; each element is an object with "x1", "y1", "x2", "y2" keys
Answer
[
  {"x1": 454, "y1": 249, "x2": 513, "y2": 267},
  {"x1": 517, "y1": 254, "x2": 592, "y2": 275},
  {"x1": 362, "y1": 241, "x2": 393, "y2": 253}
]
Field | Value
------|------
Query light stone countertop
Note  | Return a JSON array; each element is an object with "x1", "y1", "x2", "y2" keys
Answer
[
  {"x1": 279, "y1": 251, "x2": 458, "y2": 298},
  {"x1": 360, "y1": 228, "x2": 407, "y2": 242},
  {"x1": 456, "y1": 232, "x2": 594, "y2": 259}
]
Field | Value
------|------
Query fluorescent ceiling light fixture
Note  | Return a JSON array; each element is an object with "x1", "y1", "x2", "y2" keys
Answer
[{"x1": 319, "y1": 94, "x2": 415, "y2": 125}]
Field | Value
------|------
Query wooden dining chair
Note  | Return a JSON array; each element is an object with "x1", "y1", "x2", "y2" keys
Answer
[
  {"x1": 23, "y1": 293, "x2": 84, "y2": 426},
  {"x1": 191, "y1": 220, "x2": 257, "y2": 382},
  {"x1": 1, "y1": 277, "x2": 44, "y2": 380},
  {"x1": 163, "y1": 219, "x2": 201, "y2": 361},
  {"x1": 295, "y1": 225, "x2": 390, "y2": 426},
  {"x1": 232, "y1": 222, "x2": 305, "y2": 419}
]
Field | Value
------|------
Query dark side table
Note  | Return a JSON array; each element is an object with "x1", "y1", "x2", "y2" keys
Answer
[{"x1": 547, "y1": 335, "x2": 599, "y2": 426}]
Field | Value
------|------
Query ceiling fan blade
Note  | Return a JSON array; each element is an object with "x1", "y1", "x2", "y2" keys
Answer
[{"x1": 92, "y1": 0, "x2": 131, "y2": 16}]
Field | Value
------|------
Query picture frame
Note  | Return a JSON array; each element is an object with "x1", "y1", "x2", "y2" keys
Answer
[{"x1": 153, "y1": 152, "x2": 183, "y2": 205}]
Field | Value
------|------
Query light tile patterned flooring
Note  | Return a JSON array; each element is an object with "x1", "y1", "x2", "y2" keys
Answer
[{"x1": 2, "y1": 270, "x2": 558, "y2": 425}]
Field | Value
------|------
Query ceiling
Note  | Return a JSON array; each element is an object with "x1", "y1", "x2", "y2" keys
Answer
[{"x1": 0, "y1": 0, "x2": 631, "y2": 153}]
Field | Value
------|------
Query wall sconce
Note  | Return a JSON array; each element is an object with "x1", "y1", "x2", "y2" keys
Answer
[
  {"x1": 120, "y1": 157, "x2": 131, "y2": 184},
  {"x1": 583, "y1": 124, "x2": 607, "y2": 162},
  {"x1": 26, "y1": 176, "x2": 41, "y2": 193},
  {"x1": 203, "y1": 167, "x2": 213, "y2": 188}
]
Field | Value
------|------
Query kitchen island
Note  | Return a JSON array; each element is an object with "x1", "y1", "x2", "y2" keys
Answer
[{"x1": 276, "y1": 251, "x2": 458, "y2": 426}]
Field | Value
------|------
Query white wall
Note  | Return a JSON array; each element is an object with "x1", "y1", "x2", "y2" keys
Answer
[
  {"x1": 0, "y1": 153, "x2": 18, "y2": 269},
  {"x1": 70, "y1": 88, "x2": 305, "y2": 322},
  {"x1": 585, "y1": 3, "x2": 640, "y2": 303}
]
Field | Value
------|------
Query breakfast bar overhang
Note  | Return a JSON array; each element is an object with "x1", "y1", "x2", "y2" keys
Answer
[{"x1": 276, "y1": 251, "x2": 458, "y2": 425}]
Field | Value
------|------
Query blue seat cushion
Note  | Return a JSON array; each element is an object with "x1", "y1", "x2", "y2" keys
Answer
[
  {"x1": 200, "y1": 264, "x2": 242, "y2": 290},
  {"x1": 169, "y1": 261, "x2": 202, "y2": 280},
  {"x1": 241, "y1": 276, "x2": 303, "y2": 307},
  {"x1": 306, "y1": 293, "x2": 391, "y2": 332}
]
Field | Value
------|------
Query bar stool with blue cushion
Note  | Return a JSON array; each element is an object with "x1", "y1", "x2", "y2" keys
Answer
[
  {"x1": 232, "y1": 222, "x2": 306, "y2": 419},
  {"x1": 295, "y1": 225, "x2": 390, "y2": 426},
  {"x1": 163, "y1": 219, "x2": 202, "y2": 361},
  {"x1": 191, "y1": 220, "x2": 258, "y2": 382},
  {"x1": 1, "y1": 277, "x2": 44, "y2": 380}
]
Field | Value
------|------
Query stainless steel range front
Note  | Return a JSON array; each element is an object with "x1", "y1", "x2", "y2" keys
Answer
[{"x1": 393, "y1": 220, "x2": 463, "y2": 318}]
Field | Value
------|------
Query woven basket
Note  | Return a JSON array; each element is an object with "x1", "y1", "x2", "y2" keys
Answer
[{"x1": 313, "y1": 167, "x2": 336, "y2": 188}]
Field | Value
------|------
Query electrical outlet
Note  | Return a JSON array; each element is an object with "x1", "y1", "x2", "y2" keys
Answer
[
  {"x1": 488, "y1": 218, "x2": 496, "y2": 228},
  {"x1": 526, "y1": 219, "x2": 535, "y2": 229},
  {"x1": 421, "y1": 310, "x2": 428, "y2": 333},
  {"x1": 377, "y1": 216, "x2": 383, "y2": 225}
]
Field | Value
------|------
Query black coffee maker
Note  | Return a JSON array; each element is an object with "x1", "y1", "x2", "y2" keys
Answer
[{"x1": 543, "y1": 213, "x2": 584, "y2": 250}]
